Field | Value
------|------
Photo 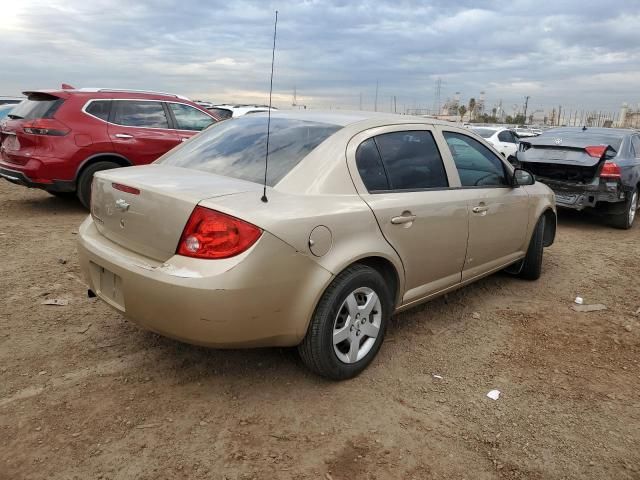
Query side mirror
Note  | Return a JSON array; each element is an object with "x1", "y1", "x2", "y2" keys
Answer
[{"x1": 512, "y1": 168, "x2": 535, "y2": 187}]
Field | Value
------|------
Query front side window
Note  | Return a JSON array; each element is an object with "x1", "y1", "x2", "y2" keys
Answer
[
  {"x1": 372, "y1": 131, "x2": 449, "y2": 190},
  {"x1": 169, "y1": 103, "x2": 216, "y2": 131},
  {"x1": 112, "y1": 100, "x2": 169, "y2": 128},
  {"x1": 443, "y1": 131, "x2": 508, "y2": 187},
  {"x1": 208, "y1": 108, "x2": 233, "y2": 120},
  {"x1": 157, "y1": 116, "x2": 341, "y2": 186}
]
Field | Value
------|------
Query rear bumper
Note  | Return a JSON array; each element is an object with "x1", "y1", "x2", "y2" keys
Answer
[
  {"x1": 0, "y1": 165, "x2": 75, "y2": 192},
  {"x1": 536, "y1": 178, "x2": 625, "y2": 211},
  {"x1": 77, "y1": 217, "x2": 333, "y2": 348}
]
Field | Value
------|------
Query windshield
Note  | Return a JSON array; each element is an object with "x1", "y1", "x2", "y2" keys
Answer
[
  {"x1": 471, "y1": 128, "x2": 496, "y2": 138},
  {"x1": 157, "y1": 116, "x2": 342, "y2": 186}
]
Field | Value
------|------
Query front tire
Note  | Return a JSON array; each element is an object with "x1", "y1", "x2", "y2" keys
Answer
[
  {"x1": 610, "y1": 188, "x2": 638, "y2": 230},
  {"x1": 298, "y1": 264, "x2": 392, "y2": 380},
  {"x1": 518, "y1": 215, "x2": 545, "y2": 280},
  {"x1": 76, "y1": 161, "x2": 120, "y2": 209}
]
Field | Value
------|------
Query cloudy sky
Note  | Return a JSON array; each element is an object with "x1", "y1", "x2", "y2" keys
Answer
[{"x1": 2, "y1": 0, "x2": 639, "y2": 115}]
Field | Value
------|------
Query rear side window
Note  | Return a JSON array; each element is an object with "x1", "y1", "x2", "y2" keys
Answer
[
  {"x1": 85, "y1": 100, "x2": 111, "y2": 121},
  {"x1": 498, "y1": 131, "x2": 516, "y2": 143},
  {"x1": 373, "y1": 131, "x2": 449, "y2": 190},
  {"x1": 355, "y1": 138, "x2": 389, "y2": 191},
  {"x1": 443, "y1": 131, "x2": 508, "y2": 187},
  {"x1": 158, "y1": 116, "x2": 341, "y2": 186},
  {"x1": 9, "y1": 95, "x2": 63, "y2": 120},
  {"x1": 112, "y1": 101, "x2": 169, "y2": 128},
  {"x1": 169, "y1": 103, "x2": 216, "y2": 131}
]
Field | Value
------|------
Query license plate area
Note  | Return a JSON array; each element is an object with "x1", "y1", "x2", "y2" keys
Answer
[
  {"x1": 2, "y1": 134, "x2": 20, "y2": 151},
  {"x1": 90, "y1": 261, "x2": 125, "y2": 311}
]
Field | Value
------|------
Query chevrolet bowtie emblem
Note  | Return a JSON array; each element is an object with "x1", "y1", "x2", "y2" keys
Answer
[{"x1": 115, "y1": 199, "x2": 130, "y2": 212}]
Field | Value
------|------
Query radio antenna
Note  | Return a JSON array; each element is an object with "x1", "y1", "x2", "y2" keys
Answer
[{"x1": 261, "y1": 10, "x2": 278, "y2": 203}]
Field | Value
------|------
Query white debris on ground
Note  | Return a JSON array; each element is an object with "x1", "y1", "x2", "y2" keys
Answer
[{"x1": 486, "y1": 390, "x2": 501, "y2": 400}]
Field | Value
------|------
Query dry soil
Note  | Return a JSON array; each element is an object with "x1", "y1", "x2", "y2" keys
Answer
[{"x1": 1, "y1": 181, "x2": 639, "y2": 480}]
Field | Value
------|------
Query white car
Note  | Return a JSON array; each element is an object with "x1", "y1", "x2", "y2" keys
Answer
[
  {"x1": 207, "y1": 104, "x2": 277, "y2": 120},
  {"x1": 471, "y1": 127, "x2": 519, "y2": 162}
]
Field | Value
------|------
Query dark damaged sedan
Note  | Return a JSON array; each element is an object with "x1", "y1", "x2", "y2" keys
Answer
[{"x1": 517, "y1": 127, "x2": 640, "y2": 229}]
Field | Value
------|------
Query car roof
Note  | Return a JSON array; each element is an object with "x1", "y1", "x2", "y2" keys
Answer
[
  {"x1": 21, "y1": 88, "x2": 192, "y2": 102},
  {"x1": 470, "y1": 126, "x2": 503, "y2": 132},
  {"x1": 256, "y1": 110, "x2": 456, "y2": 128}
]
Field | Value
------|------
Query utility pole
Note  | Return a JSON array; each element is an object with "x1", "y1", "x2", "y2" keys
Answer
[
  {"x1": 557, "y1": 105, "x2": 562, "y2": 126},
  {"x1": 433, "y1": 78, "x2": 442, "y2": 115},
  {"x1": 523, "y1": 96, "x2": 530, "y2": 125},
  {"x1": 374, "y1": 80, "x2": 379, "y2": 112},
  {"x1": 393, "y1": 95, "x2": 397, "y2": 114}
]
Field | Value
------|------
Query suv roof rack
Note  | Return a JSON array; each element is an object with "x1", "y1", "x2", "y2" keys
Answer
[{"x1": 75, "y1": 88, "x2": 191, "y2": 100}]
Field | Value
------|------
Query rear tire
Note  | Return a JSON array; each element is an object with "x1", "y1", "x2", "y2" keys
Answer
[
  {"x1": 610, "y1": 188, "x2": 638, "y2": 230},
  {"x1": 76, "y1": 161, "x2": 120, "y2": 209},
  {"x1": 298, "y1": 264, "x2": 392, "y2": 380},
  {"x1": 518, "y1": 216, "x2": 545, "y2": 280}
]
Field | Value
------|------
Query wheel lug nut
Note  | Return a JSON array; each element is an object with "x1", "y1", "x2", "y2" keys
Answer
[{"x1": 356, "y1": 331, "x2": 360, "y2": 336}]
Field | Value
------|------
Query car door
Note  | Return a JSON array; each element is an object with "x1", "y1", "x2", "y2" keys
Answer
[
  {"x1": 347, "y1": 125, "x2": 468, "y2": 305},
  {"x1": 439, "y1": 129, "x2": 530, "y2": 281},
  {"x1": 166, "y1": 102, "x2": 218, "y2": 143},
  {"x1": 108, "y1": 100, "x2": 180, "y2": 165}
]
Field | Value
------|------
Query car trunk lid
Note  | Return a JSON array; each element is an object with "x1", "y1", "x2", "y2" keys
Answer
[
  {"x1": 518, "y1": 141, "x2": 616, "y2": 184},
  {"x1": 90, "y1": 165, "x2": 262, "y2": 261}
]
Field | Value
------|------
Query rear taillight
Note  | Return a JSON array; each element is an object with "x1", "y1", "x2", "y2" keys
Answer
[
  {"x1": 585, "y1": 145, "x2": 607, "y2": 158},
  {"x1": 112, "y1": 183, "x2": 140, "y2": 195},
  {"x1": 22, "y1": 119, "x2": 70, "y2": 136},
  {"x1": 176, "y1": 206, "x2": 262, "y2": 259},
  {"x1": 600, "y1": 161, "x2": 621, "y2": 179}
]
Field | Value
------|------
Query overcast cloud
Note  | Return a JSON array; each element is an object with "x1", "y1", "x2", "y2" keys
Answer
[{"x1": 2, "y1": 0, "x2": 639, "y2": 114}]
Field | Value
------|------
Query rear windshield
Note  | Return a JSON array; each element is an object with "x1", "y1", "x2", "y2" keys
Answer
[
  {"x1": 9, "y1": 95, "x2": 63, "y2": 120},
  {"x1": 157, "y1": 116, "x2": 342, "y2": 186},
  {"x1": 471, "y1": 128, "x2": 495, "y2": 138}
]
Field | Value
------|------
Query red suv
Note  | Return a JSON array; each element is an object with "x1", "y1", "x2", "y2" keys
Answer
[{"x1": 0, "y1": 87, "x2": 220, "y2": 207}]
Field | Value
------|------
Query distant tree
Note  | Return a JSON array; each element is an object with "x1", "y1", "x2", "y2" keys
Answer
[
  {"x1": 492, "y1": 107, "x2": 497, "y2": 117},
  {"x1": 468, "y1": 98, "x2": 476, "y2": 121},
  {"x1": 505, "y1": 115, "x2": 514, "y2": 124},
  {"x1": 528, "y1": 114, "x2": 534, "y2": 124},
  {"x1": 458, "y1": 105, "x2": 467, "y2": 122}
]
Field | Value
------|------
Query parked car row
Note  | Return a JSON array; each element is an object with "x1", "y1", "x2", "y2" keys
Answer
[{"x1": 0, "y1": 85, "x2": 636, "y2": 380}]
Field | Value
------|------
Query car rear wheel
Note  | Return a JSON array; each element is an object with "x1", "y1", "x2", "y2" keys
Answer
[
  {"x1": 298, "y1": 264, "x2": 392, "y2": 380},
  {"x1": 76, "y1": 161, "x2": 120, "y2": 209},
  {"x1": 518, "y1": 215, "x2": 545, "y2": 280},
  {"x1": 610, "y1": 188, "x2": 638, "y2": 230}
]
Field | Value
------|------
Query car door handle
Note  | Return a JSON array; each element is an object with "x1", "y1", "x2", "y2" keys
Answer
[
  {"x1": 391, "y1": 213, "x2": 417, "y2": 224},
  {"x1": 472, "y1": 205, "x2": 489, "y2": 213},
  {"x1": 114, "y1": 133, "x2": 133, "y2": 139}
]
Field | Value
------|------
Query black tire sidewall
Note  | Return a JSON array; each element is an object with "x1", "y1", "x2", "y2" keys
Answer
[
  {"x1": 76, "y1": 161, "x2": 120, "y2": 209},
  {"x1": 303, "y1": 265, "x2": 392, "y2": 380}
]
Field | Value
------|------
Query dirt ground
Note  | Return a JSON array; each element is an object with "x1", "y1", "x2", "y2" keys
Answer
[{"x1": 0, "y1": 180, "x2": 639, "y2": 480}]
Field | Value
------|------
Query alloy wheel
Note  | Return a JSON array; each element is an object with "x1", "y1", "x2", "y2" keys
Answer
[
  {"x1": 332, "y1": 287, "x2": 382, "y2": 364},
  {"x1": 629, "y1": 191, "x2": 638, "y2": 226}
]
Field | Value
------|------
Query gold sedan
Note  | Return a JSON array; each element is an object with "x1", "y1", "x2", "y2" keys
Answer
[{"x1": 78, "y1": 111, "x2": 556, "y2": 379}]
